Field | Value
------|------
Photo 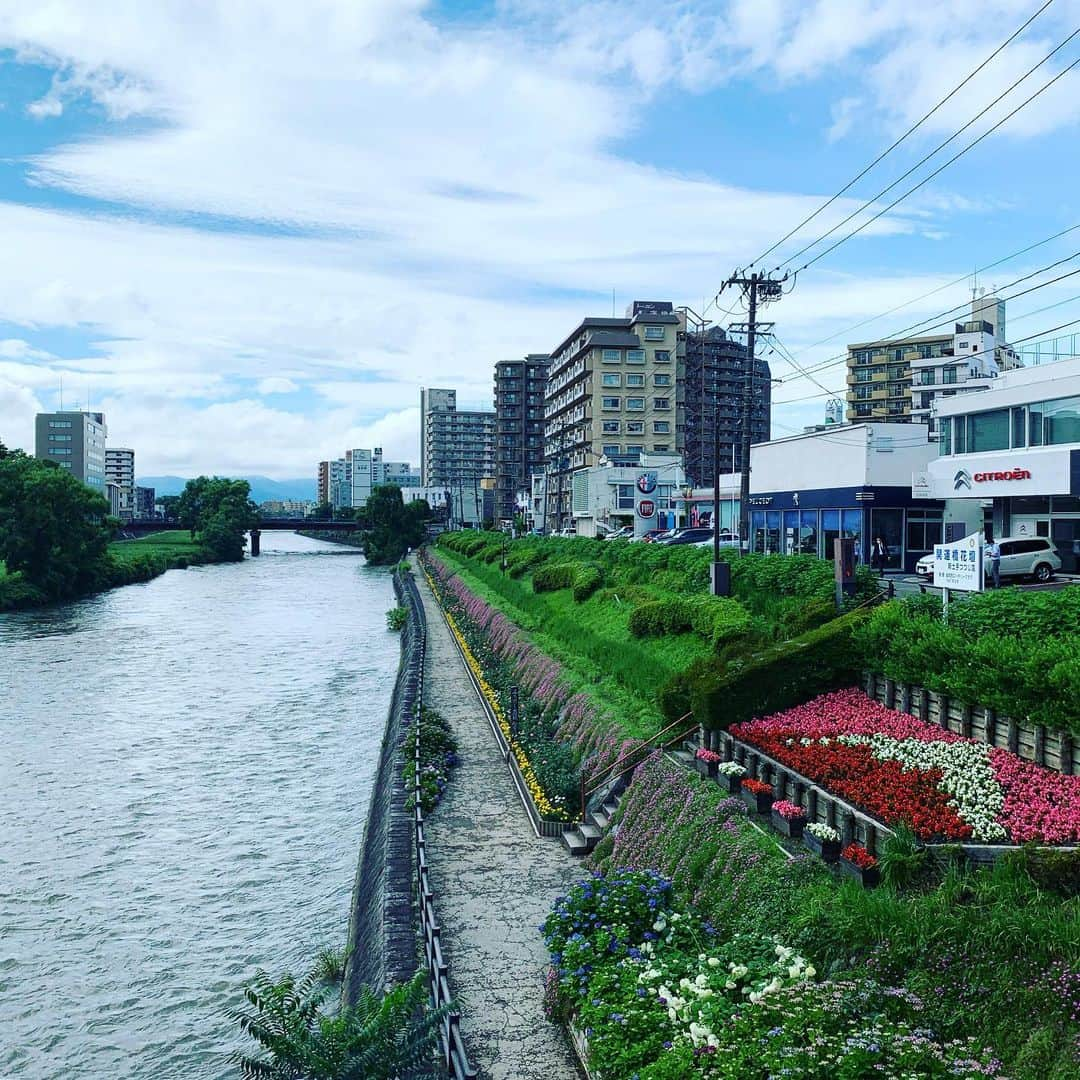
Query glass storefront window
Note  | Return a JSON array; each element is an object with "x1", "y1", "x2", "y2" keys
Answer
[
  {"x1": 751, "y1": 511, "x2": 767, "y2": 553},
  {"x1": 907, "y1": 510, "x2": 943, "y2": 555},
  {"x1": 765, "y1": 511, "x2": 781, "y2": 554},
  {"x1": 870, "y1": 508, "x2": 903, "y2": 569},
  {"x1": 782, "y1": 510, "x2": 799, "y2": 556},
  {"x1": 1051, "y1": 519, "x2": 1080, "y2": 574},
  {"x1": 941, "y1": 420, "x2": 952, "y2": 455},
  {"x1": 1011, "y1": 407, "x2": 1027, "y2": 449},
  {"x1": 822, "y1": 509, "x2": 841, "y2": 560},
  {"x1": 1051, "y1": 495, "x2": 1080, "y2": 513},
  {"x1": 1011, "y1": 496, "x2": 1050, "y2": 515},
  {"x1": 967, "y1": 409, "x2": 1010, "y2": 452},
  {"x1": 954, "y1": 416, "x2": 967, "y2": 453},
  {"x1": 1029, "y1": 404, "x2": 1044, "y2": 447},
  {"x1": 842, "y1": 509, "x2": 863, "y2": 560},
  {"x1": 799, "y1": 510, "x2": 818, "y2": 556},
  {"x1": 1043, "y1": 395, "x2": 1080, "y2": 445}
]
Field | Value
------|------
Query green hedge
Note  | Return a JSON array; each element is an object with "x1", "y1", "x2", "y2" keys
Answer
[
  {"x1": 628, "y1": 595, "x2": 751, "y2": 649},
  {"x1": 532, "y1": 563, "x2": 577, "y2": 593},
  {"x1": 855, "y1": 597, "x2": 1080, "y2": 736},
  {"x1": 661, "y1": 606, "x2": 870, "y2": 730},
  {"x1": 572, "y1": 564, "x2": 603, "y2": 602}
]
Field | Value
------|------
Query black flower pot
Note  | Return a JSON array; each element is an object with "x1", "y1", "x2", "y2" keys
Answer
[
  {"x1": 718, "y1": 772, "x2": 743, "y2": 795},
  {"x1": 740, "y1": 788, "x2": 774, "y2": 815},
  {"x1": 838, "y1": 856, "x2": 880, "y2": 888},
  {"x1": 803, "y1": 831, "x2": 841, "y2": 863},
  {"x1": 770, "y1": 809, "x2": 806, "y2": 839},
  {"x1": 694, "y1": 757, "x2": 718, "y2": 778}
]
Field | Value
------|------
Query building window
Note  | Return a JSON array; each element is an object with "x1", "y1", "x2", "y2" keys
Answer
[
  {"x1": 626, "y1": 420, "x2": 644, "y2": 434},
  {"x1": 626, "y1": 444, "x2": 644, "y2": 454},
  {"x1": 616, "y1": 484, "x2": 634, "y2": 509},
  {"x1": 653, "y1": 443, "x2": 670, "y2": 452},
  {"x1": 653, "y1": 421, "x2": 670, "y2": 434},
  {"x1": 653, "y1": 397, "x2": 670, "y2": 410},
  {"x1": 855, "y1": 370, "x2": 872, "y2": 383},
  {"x1": 59, "y1": 461, "x2": 72, "y2": 469},
  {"x1": 643, "y1": 326, "x2": 666, "y2": 341},
  {"x1": 907, "y1": 510, "x2": 943, "y2": 553},
  {"x1": 626, "y1": 373, "x2": 645, "y2": 387},
  {"x1": 48, "y1": 447, "x2": 72, "y2": 455},
  {"x1": 1043, "y1": 394, "x2": 1080, "y2": 445},
  {"x1": 602, "y1": 444, "x2": 621, "y2": 457},
  {"x1": 855, "y1": 403, "x2": 871, "y2": 417},
  {"x1": 602, "y1": 420, "x2": 620, "y2": 434},
  {"x1": 653, "y1": 373, "x2": 671, "y2": 386},
  {"x1": 626, "y1": 397, "x2": 645, "y2": 411},
  {"x1": 626, "y1": 349, "x2": 646, "y2": 364},
  {"x1": 602, "y1": 349, "x2": 621, "y2": 363},
  {"x1": 602, "y1": 396, "x2": 620, "y2": 410},
  {"x1": 653, "y1": 350, "x2": 671, "y2": 363},
  {"x1": 48, "y1": 420, "x2": 73, "y2": 428},
  {"x1": 601, "y1": 373, "x2": 621, "y2": 387},
  {"x1": 943, "y1": 367, "x2": 958, "y2": 384},
  {"x1": 48, "y1": 434, "x2": 72, "y2": 441},
  {"x1": 967, "y1": 408, "x2": 1009, "y2": 452}
]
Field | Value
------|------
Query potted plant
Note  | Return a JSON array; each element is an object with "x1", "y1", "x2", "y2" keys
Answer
[
  {"x1": 740, "y1": 777, "x2": 774, "y2": 815},
  {"x1": 839, "y1": 842, "x2": 880, "y2": 887},
  {"x1": 770, "y1": 800, "x2": 807, "y2": 839},
  {"x1": 695, "y1": 747, "x2": 721, "y2": 778},
  {"x1": 716, "y1": 760, "x2": 747, "y2": 794},
  {"x1": 803, "y1": 822, "x2": 841, "y2": 863}
]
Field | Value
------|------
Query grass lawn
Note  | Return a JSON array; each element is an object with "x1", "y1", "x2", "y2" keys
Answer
[
  {"x1": 108, "y1": 530, "x2": 205, "y2": 565},
  {"x1": 436, "y1": 547, "x2": 714, "y2": 738}
]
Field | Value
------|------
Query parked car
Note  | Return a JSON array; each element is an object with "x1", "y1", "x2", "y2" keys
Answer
[
  {"x1": 690, "y1": 533, "x2": 742, "y2": 549},
  {"x1": 556, "y1": 527, "x2": 577, "y2": 538},
  {"x1": 604, "y1": 525, "x2": 633, "y2": 541},
  {"x1": 660, "y1": 527, "x2": 715, "y2": 546},
  {"x1": 915, "y1": 536, "x2": 1061, "y2": 584},
  {"x1": 632, "y1": 528, "x2": 670, "y2": 543}
]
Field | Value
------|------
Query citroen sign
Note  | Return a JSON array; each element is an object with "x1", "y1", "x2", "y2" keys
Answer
[{"x1": 953, "y1": 469, "x2": 972, "y2": 491}]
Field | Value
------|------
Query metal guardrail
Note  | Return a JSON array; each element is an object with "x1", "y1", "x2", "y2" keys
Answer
[{"x1": 401, "y1": 574, "x2": 478, "y2": 1080}]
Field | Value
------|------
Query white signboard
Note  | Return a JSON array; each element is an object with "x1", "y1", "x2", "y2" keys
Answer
[
  {"x1": 933, "y1": 530, "x2": 984, "y2": 592},
  {"x1": 633, "y1": 471, "x2": 658, "y2": 537},
  {"x1": 911, "y1": 471, "x2": 932, "y2": 500},
  {"x1": 921, "y1": 447, "x2": 1072, "y2": 498}
]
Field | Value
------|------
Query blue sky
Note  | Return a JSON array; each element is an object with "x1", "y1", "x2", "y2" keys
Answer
[{"x1": 2, "y1": 0, "x2": 1080, "y2": 476}]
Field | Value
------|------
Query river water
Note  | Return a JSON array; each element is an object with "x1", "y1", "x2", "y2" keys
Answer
[{"x1": 0, "y1": 533, "x2": 398, "y2": 1079}]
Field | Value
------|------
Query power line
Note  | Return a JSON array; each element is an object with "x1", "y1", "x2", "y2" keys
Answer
[
  {"x1": 774, "y1": 313, "x2": 1080, "y2": 407},
  {"x1": 788, "y1": 45, "x2": 1080, "y2": 274},
  {"x1": 780, "y1": 219, "x2": 1080, "y2": 363},
  {"x1": 776, "y1": 248, "x2": 1080, "y2": 385},
  {"x1": 748, "y1": 0, "x2": 1056, "y2": 271}
]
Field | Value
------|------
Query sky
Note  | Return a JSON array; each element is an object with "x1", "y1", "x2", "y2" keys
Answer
[{"x1": 2, "y1": 0, "x2": 1080, "y2": 478}]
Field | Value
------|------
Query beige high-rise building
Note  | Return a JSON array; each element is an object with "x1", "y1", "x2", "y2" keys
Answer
[{"x1": 544, "y1": 300, "x2": 679, "y2": 531}]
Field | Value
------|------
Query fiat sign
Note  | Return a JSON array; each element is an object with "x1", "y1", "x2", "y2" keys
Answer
[{"x1": 637, "y1": 499, "x2": 656, "y2": 518}]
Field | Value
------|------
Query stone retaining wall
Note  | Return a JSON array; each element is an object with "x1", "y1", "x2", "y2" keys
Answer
[{"x1": 342, "y1": 569, "x2": 419, "y2": 1001}]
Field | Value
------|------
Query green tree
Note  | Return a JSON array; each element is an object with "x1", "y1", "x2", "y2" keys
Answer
[
  {"x1": 0, "y1": 451, "x2": 114, "y2": 599},
  {"x1": 175, "y1": 476, "x2": 259, "y2": 561},
  {"x1": 157, "y1": 494, "x2": 180, "y2": 523},
  {"x1": 309, "y1": 501, "x2": 333, "y2": 521},
  {"x1": 232, "y1": 965, "x2": 445, "y2": 1080},
  {"x1": 360, "y1": 486, "x2": 429, "y2": 565}
]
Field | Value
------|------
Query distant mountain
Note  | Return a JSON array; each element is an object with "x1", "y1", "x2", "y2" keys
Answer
[{"x1": 136, "y1": 475, "x2": 317, "y2": 504}]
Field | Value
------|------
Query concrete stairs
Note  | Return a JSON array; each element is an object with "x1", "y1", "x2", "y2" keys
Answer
[{"x1": 561, "y1": 794, "x2": 621, "y2": 857}]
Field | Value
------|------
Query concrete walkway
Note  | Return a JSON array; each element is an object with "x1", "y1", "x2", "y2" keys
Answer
[{"x1": 416, "y1": 571, "x2": 581, "y2": 1080}]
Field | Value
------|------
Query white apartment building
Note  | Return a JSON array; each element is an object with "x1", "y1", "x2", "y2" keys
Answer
[{"x1": 105, "y1": 447, "x2": 135, "y2": 522}]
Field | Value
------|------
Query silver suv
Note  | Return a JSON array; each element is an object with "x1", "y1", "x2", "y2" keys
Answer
[{"x1": 916, "y1": 536, "x2": 1061, "y2": 584}]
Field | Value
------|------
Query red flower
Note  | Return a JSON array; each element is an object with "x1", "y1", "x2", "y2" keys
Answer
[
  {"x1": 841, "y1": 843, "x2": 878, "y2": 870},
  {"x1": 741, "y1": 778, "x2": 773, "y2": 795}
]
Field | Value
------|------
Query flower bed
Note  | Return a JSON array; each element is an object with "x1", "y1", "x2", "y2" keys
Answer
[
  {"x1": 542, "y1": 869, "x2": 1003, "y2": 1078},
  {"x1": 730, "y1": 688, "x2": 1080, "y2": 844}
]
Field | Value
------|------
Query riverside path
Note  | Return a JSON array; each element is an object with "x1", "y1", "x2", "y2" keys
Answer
[{"x1": 416, "y1": 572, "x2": 581, "y2": 1080}]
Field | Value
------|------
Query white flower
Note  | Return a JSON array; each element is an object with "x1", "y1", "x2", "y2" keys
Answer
[{"x1": 707, "y1": 957, "x2": 720, "y2": 968}]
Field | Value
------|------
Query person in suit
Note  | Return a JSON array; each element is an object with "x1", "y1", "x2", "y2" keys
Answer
[{"x1": 871, "y1": 535, "x2": 888, "y2": 576}]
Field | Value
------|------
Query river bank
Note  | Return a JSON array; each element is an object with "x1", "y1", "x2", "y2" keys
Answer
[{"x1": 0, "y1": 531, "x2": 221, "y2": 611}]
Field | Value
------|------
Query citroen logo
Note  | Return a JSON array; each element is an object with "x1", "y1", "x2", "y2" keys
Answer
[{"x1": 953, "y1": 469, "x2": 972, "y2": 491}]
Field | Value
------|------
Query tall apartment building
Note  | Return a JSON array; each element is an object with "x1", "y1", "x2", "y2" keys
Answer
[
  {"x1": 494, "y1": 354, "x2": 550, "y2": 523},
  {"x1": 34, "y1": 411, "x2": 107, "y2": 494},
  {"x1": 328, "y1": 458, "x2": 349, "y2": 509},
  {"x1": 419, "y1": 388, "x2": 495, "y2": 488},
  {"x1": 846, "y1": 294, "x2": 1020, "y2": 435},
  {"x1": 544, "y1": 300, "x2": 679, "y2": 531},
  {"x1": 135, "y1": 485, "x2": 156, "y2": 520},
  {"x1": 104, "y1": 447, "x2": 135, "y2": 522},
  {"x1": 680, "y1": 325, "x2": 771, "y2": 488},
  {"x1": 317, "y1": 460, "x2": 330, "y2": 506}
]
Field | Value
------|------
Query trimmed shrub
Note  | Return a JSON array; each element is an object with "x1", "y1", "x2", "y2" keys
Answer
[
  {"x1": 572, "y1": 564, "x2": 603, "y2": 602},
  {"x1": 533, "y1": 563, "x2": 576, "y2": 593},
  {"x1": 629, "y1": 596, "x2": 750, "y2": 649},
  {"x1": 661, "y1": 606, "x2": 870, "y2": 731}
]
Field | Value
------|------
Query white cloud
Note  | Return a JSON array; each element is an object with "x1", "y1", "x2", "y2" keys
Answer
[
  {"x1": 0, "y1": 0, "x2": 1075, "y2": 474},
  {"x1": 258, "y1": 376, "x2": 299, "y2": 395},
  {"x1": 827, "y1": 97, "x2": 862, "y2": 143}
]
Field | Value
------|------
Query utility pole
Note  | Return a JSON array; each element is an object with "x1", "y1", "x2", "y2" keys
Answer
[{"x1": 718, "y1": 271, "x2": 786, "y2": 555}]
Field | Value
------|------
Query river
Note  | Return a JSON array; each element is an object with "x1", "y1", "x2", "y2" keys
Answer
[{"x1": 0, "y1": 532, "x2": 398, "y2": 1079}]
